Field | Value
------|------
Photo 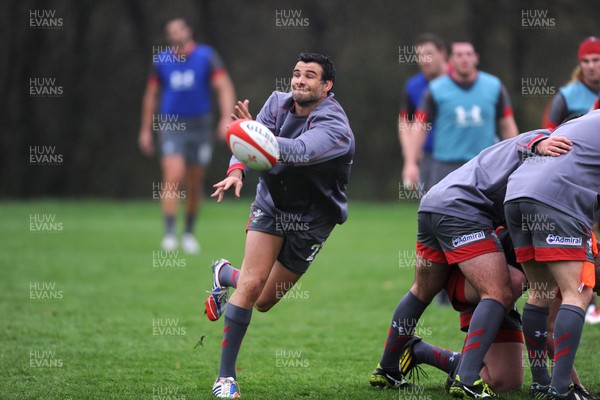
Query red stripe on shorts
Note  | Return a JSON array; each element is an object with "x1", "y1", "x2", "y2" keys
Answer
[
  {"x1": 534, "y1": 247, "x2": 587, "y2": 262},
  {"x1": 515, "y1": 246, "x2": 535, "y2": 263},
  {"x1": 416, "y1": 241, "x2": 447, "y2": 263},
  {"x1": 444, "y1": 239, "x2": 500, "y2": 264}
]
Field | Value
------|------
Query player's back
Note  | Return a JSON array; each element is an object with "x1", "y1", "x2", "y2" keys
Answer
[
  {"x1": 506, "y1": 110, "x2": 600, "y2": 227},
  {"x1": 420, "y1": 130, "x2": 550, "y2": 227}
]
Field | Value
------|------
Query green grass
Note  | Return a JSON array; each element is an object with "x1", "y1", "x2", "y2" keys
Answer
[{"x1": 1, "y1": 200, "x2": 599, "y2": 399}]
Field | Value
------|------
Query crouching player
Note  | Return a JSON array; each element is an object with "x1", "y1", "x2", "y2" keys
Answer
[
  {"x1": 370, "y1": 129, "x2": 572, "y2": 398},
  {"x1": 398, "y1": 227, "x2": 525, "y2": 392},
  {"x1": 505, "y1": 110, "x2": 600, "y2": 400},
  {"x1": 398, "y1": 228, "x2": 598, "y2": 398},
  {"x1": 203, "y1": 53, "x2": 355, "y2": 398}
]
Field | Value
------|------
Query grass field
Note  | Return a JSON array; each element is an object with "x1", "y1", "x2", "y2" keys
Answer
[{"x1": 1, "y1": 199, "x2": 599, "y2": 399}]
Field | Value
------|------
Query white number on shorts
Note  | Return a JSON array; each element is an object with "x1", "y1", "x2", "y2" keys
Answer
[{"x1": 306, "y1": 242, "x2": 324, "y2": 263}]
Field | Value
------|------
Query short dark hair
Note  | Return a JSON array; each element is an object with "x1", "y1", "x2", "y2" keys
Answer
[
  {"x1": 165, "y1": 17, "x2": 192, "y2": 29},
  {"x1": 415, "y1": 33, "x2": 447, "y2": 52},
  {"x1": 450, "y1": 38, "x2": 475, "y2": 54},
  {"x1": 297, "y1": 52, "x2": 336, "y2": 87}
]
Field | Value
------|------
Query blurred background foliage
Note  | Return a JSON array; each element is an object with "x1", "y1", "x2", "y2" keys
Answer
[{"x1": 3, "y1": 0, "x2": 600, "y2": 199}]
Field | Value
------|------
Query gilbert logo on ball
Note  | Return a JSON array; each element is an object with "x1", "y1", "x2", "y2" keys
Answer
[{"x1": 227, "y1": 119, "x2": 280, "y2": 170}]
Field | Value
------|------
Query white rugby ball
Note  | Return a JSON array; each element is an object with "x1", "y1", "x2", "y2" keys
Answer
[{"x1": 226, "y1": 119, "x2": 280, "y2": 170}]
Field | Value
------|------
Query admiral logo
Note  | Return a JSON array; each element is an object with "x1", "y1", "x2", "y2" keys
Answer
[
  {"x1": 546, "y1": 234, "x2": 582, "y2": 246},
  {"x1": 452, "y1": 231, "x2": 485, "y2": 248}
]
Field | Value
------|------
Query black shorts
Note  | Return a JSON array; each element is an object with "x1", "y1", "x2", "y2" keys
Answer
[
  {"x1": 505, "y1": 199, "x2": 594, "y2": 264},
  {"x1": 417, "y1": 212, "x2": 503, "y2": 265},
  {"x1": 246, "y1": 204, "x2": 335, "y2": 275}
]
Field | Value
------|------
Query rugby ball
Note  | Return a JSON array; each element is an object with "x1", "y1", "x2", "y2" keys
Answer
[{"x1": 226, "y1": 119, "x2": 280, "y2": 170}]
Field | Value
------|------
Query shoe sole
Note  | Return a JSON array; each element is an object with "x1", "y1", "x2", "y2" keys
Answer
[
  {"x1": 369, "y1": 375, "x2": 409, "y2": 390},
  {"x1": 449, "y1": 387, "x2": 466, "y2": 398},
  {"x1": 369, "y1": 376, "x2": 393, "y2": 389}
]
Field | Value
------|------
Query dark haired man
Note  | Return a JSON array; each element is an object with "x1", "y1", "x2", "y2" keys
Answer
[
  {"x1": 411, "y1": 39, "x2": 518, "y2": 187},
  {"x1": 399, "y1": 33, "x2": 451, "y2": 306},
  {"x1": 205, "y1": 52, "x2": 355, "y2": 398},
  {"x1": 400, "y1": 33, "x2": 448, "y2": 192}
]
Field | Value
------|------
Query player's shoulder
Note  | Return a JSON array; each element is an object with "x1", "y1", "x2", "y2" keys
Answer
[
  {"x1": 308, "y1": 95, "x2": 353, "y2": 139},
  {"x1": 429, "y1": 73, "x2": 451, "y2": 90},
  {"x1": 405, "y1": 72, "x2": 427, "y2": 90},
  {"x1": 560, "y1": 80, "x2": 580, "y2": 90},
  {"x1": 193, "y1": 43, "x2": 215, "y2": 53},
  {"x1": 313, "y1": 94, "x2": 350, "y2": 120},
  {"x1": 559, "y1": 80, "x2": 585, "y2": 96},
  {"x1": 189, "y1": 44, "x2": 219, "y2": 60},
  {"x1": 260, "y1": 91, "x2": 294, "y2": 117},
  {"x1": 476, "y1": 70, "x2": 502, "y2": 87}
]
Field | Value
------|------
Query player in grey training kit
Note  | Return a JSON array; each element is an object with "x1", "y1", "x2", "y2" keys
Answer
[
  {"x1": 370, "y1": 129, "x2": 572, "y2": 399},
  {"x1": 205, "y1": 52, "x2": 355, "y2": 398},
  {"x1": 505, "y1": 110, "x2": 600, "y2": 400}
]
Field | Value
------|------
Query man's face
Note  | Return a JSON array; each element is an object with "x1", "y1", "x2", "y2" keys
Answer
[
  {"x1": 291, "y1": 62, "x2": 331, "y2": 105},
  {"x1": 580, "y1": 54, "x2": 600, "y2": 85},
  {"x1": 417, "y1": 42, "x2": 446, "y2": 78},
  {"x1": 450, "y1": 43, "x2": 478, "y2": 77},
  {"x1": 165, "y1": 19, "x2": 192, "y2": 47}
]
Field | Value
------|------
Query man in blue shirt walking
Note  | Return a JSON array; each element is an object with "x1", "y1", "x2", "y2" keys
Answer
[{"x1": 138, "y1": 17, "x2": 235, "y2": 253}]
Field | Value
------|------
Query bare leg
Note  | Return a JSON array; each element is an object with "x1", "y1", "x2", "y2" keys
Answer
[
  {"x1": 255, "y1": 261, "x2": 302, "y2": 312},
  {"x1": 229, "y1": 231, "x2": 284, "y2": 309},
  {"x1": 185, "y1": 165, "x2": 205, "y2": 219},
  {"x1": 217, "y1": 231, "x2": 284, "y2": 379},
  {"x1": 481, "y1": 342, "x2": 524, "y2": 392}
]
